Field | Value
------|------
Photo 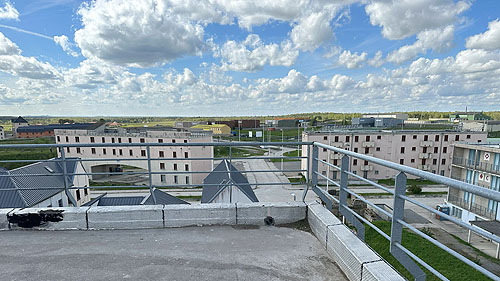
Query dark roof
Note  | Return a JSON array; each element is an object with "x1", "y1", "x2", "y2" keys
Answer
[
  {"x1": 143, "y1": 188, "x2": 189, "y2": 205},
  {"x1": 17, "y1": 123, "x2": 99, "y2": 133},
  {"x1": 0, "y1": 158, "x2": 80, "y2": 208},
  {"x1": 201, "y1": 160, "x2": 258, "y2": 203},
  {"x1": 11, "y1": 116, "x2": 28, "y2": 123},
  {"x1": 81, "y1": 193, "x2": 106, "y2": 207},
  {"x1": 97, "y1": 196, "x2": 145, "y2": 206},
  {"x1": 470, "y1": 220, "x2": 500, "y2": 236}
]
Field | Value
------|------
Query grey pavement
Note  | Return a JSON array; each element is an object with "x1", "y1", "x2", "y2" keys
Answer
[{"x1": 0, "y1": 226, "x2": 347, "y2": 281}]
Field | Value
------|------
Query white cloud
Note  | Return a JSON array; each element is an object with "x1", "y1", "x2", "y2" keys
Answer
[
  {"x1": 54, "y1": 35, "x2": 79, "y2": 57},
  {"x1": 387, "y1": 25, "x2": 455, "y2": 64},
  {"x1": 74, "y1": 0, "x2": 205, "y2": 67},
  {"x1": 0, "y1": 1, "x2": 19, "y2": 20},
  {"x1": 365, "y1": 0, "x2": 468, "y2": 40},
  {"x1": 216, "y1": 34, "x2": 298, "y2": 72},
  {"x1": 337, "y1": 49, "x2": 367, "y2": 68},
  {"x1": 0, "y1": 31, "x2": 20, "y2": 55},
  {"x1": 368, "y1": 50, "x2": 384, "y2": 67},
  {"x1": 466, "y1": 19, "x2": 500, "y2": 51},
  {"x1": 290, "y1": 11, "x2": 334, "y2": 51}
]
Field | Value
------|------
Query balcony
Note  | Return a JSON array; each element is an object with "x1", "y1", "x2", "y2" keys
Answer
[
  {"x1": 452, "y1": 157, "x2": 500, "y2": 175},
  {"x1": 418, "y1": 164, "x2": 431, "y2": 171},
  {"x1": 331, "y1": 142, "x2": 345, "y2": 147},
  {"x1": 418, "y1": 153, "x2": 432, "y2": 159},
  {"x1": 419, "y1": 141, "x2": 434, "y2": 147},
  {"x1": 448, "y1": 195, "x2": 497, "y2": 220},
  {"x1": 360, "y1": 165, "x2": 373, "y2": 171},
  {"x1": 362, "y1": 141, "x2": 375, "y2": 148}
]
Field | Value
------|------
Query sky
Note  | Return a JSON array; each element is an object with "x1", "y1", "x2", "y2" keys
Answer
[{"x1": 0, "y1": 0, "x2": 499, "y2": 117}]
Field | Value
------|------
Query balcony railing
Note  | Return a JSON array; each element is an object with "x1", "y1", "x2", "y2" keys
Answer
[
  {"x1": 1, "y1": 141, "x2": 500, "y2": 281},
  {"x1": 452, "y1": 156, "x2": 500, "y2": 175},
  {"x1": 447, "y1": 195, "x2": 497, "y2": 220}
]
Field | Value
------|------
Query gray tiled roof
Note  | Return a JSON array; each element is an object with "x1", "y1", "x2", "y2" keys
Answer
[
  {"x1": 97, "y1": 196, "x2": 145, "y2": 206},
  {"x1": 0, "y1": 158, "x2": 79, "y2": 208},
  {"x1": 83, "y1": 189, "x2": 189, "y2": 206},
  {"x1": 201, "y1": 160, "x2": 258, "y2": 203},
  {"x1": 11, "y1": 116, "x2": 28, "y2": 123},
  {"x1": 143, "y1": 188, "x2": 189, "y2": 205}
]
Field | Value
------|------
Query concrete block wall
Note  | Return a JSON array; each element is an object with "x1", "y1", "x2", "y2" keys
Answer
[
  {"x1": 307, "y1": 202, "x2": 404, "y2": 281},
  {"x1": 0, "y1": 202, "x2": 306, "y2": 231}
]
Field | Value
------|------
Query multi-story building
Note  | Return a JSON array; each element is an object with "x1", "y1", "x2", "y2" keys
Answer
[
  {"x1": 302, "y1": 130, "x2": 487, "y2": 181},
  {"x1": 448, "y1": 143, "x2": 500, "y2": 222},
  {"x1": 0, "y1": 126, "x2": 4, "y2": 140},
  {"x1": 11, "y1": 116, "x2": 28, "y2": 137},
  {"x1": 16, "y1": 123, "x2": 102, "y2": 138},
  {"x1": 55, "y1": 126, "x2": 213, "y2": 186}
]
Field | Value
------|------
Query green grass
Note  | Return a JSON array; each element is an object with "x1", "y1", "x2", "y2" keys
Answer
[
  {"x1": 488, "y1": 131, "x2": 500, "y2": 138},
  {"x1": 378, "y1": 178, "x2": 441, "y2": 186},
  {"x1": 270, "y1": 149, "x2": 301, "y2": 162},
  {"x1": 214, "y1": 146, "x2": 266, "y2": 158},
  {"x1": 365, "y1": 221, "x2": 491, "y2": 281},
  {"x1": 450, "y1": 234, "x2": 500, "y2": 266},
  {"x1": 0, "y1": 137, "x2": 57, "y2": 170}
]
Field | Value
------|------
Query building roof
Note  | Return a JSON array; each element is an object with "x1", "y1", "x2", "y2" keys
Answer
[
  {"x1": 11, "y1": 116, "x2": 28, "y2": 123},
  {"x1": 17, "y1": 123, "x2": 99, "y2": 133},
  {"x1": 0, "y1": 158, "x2": 80, "y2": 208},
  {"x1": 192, "y1": 124, "x2": 230, "y2": 129},
  {"x1": 201, "y1": 160, "x2": 258, "y2": 203},
  {"x1": 97, "y1": 196, "x2": 145, "y2": 206},
  {"x1": 470, "y1": 220, "x2": 500, "y2": 236},
  {"x1": 142, "y1": 188, "x2": 189, "y2": 205},
  {"x1": 82, "y1": 189, "x2": 189, "y2": 206}
]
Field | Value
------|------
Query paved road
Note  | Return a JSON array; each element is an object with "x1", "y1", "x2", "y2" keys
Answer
[{"x1": 0, "y1": 226, "x2": 347, "y2": 281}]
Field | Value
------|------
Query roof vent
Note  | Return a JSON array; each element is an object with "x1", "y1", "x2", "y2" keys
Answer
[{"x1": 44, "y1": 166, "x2": 54, "y2": 173}]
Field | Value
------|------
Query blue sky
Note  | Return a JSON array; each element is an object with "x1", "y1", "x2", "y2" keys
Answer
[{"x1": 0, "y1": 0, "x2": 499, "y2": 116}]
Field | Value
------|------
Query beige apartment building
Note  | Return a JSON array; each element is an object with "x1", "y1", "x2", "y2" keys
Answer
[
  {"x1": 448, "y1": 143, "x2": 500, "y2": 222},
  {"x1": 55, "y1": 126, "x2": 213, "y2": 186},
  {"x1": 302, "y1": 130, "x2": 487, "y2": 181}
]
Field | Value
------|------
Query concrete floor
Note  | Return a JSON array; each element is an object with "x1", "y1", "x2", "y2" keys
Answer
[{"x1": 0, "y1": 226, "x2": 347, "y2": 281}]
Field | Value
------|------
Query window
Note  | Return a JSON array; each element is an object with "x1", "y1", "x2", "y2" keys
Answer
[
  {"x1": 102, "y1": 137, "x2": 105, "y2": 143},
  {"x1": 173, "y1": 163, "x2": 178, "y2": 171},
  {"x1": 376, "y1": 147, "x2": 380, "y2": 151},
  {"x1": 333, "y1": 159, "x2": 338, "y2": 166},
  {"x1": 423, "y1": 147, "x2": 427, "y2": 153},
  {"x1": 76, "y1": 147, "x2": 81, "y2": 154},
  {"x1": 184, "y1": 152, "x2": 188, "y2": 158},
  {"x1": 377, "y1": 135, "x2": 381, "y2": 140},
  {"x1": 173, "y1": 151, "x2": 177, "y2": 158},
  {"x1": 58, "y1": 199, "x2": 63, "y2": 207},
  {"x1": 65, "y1": 136, "x2": 69, "y2": 142},
  {"x1": 323, "y1": 136, "x2": 327, "y2": 141},
  {"x1": 412, "y1": 147, "x2": 416, "y2": 151},
  {"x1": 424, "y1": 135, "x2": 428, "y2": 141},
  {"x1": 129, "y1": 150, "x2": 133, "y2": 156},
  {"x1": 174, "y1": 175, "x2": 178, "y2": 184},
  {"x1": 354, "y1": 136, "x2": 359, "y2": 142},
  {"x1": 112, "y1": 138, "x2": 115, "y2": 143},
  {"x1": 435, "y1": 135, "x2": 439, "y2": 141},
  {"x1": 444, "y1": 135, "x2": 448, "y2": 141},
  {"x1": 103, "y1": 148, "x2": 106, "y2": 155},
  {"x1": 185, "y1": 164, "x2": 189, "y2": 171},
  {"x1": 402, "y1": 135, "x2": 406, "y2": 142},
  {"x1": 411, "y1": 159, "x2": 415, "y2": 163},
  {"x1": 443, "y1": 147, "x2": 447, "y2": 153},
  {"x1": 433, "y1": 159, "x2": 437, "y2": 165},
  {"x1": 160, "y1": 163, "x2": 165, "y2": 170},
  {"x1": 374, "y1": 170, "x2": 379, "y2": 175},
  {"x1": 159, "y1": 151, "x2": 164, "y2": 158},
  {"x1": 432, "y1": 170, "x2": 436, "y2": 174},
  {"x1": 413, "y1": 135, "x2": 417, "y2": 139},
  {"x1": 440, "y1": 170, "x2": 445, "y2": 176},
  {"x1": 346, "y1": 136, "x2": 350, "y2": 142},
  {"x1": 334, "y1": 136, "x2": 339, "y2": 142},
  {"x1": 112, "y1": 149, "x2": 116, "y2": 155},
  {"x1": 119, "y1": 149, "x2": 123, "y2": 156},
  {"x1": 353, "y1": 159, "x2": 358, "y2": 166},
  {"x1": 118, "y1": 138, "x2": 122, "y2": 143},
  {"x1": 84, "y1": 188, "x2": 88, "y2": 196},
  {"x1": 66, "y1": 147, "x2": 70, "y2": 153},
  {"x1": 441, "y1": 159, "x2": 446, "y2": 165},
  {"x1": 90, "y1": 137, "x2": 95, "y2": 143},
  {"x1": 140, "y1": 138, "x2": 145, "y2": 143},
  {"x1": 161, "y1": 175, "x2": 166, "y2": 183},
  {"x1": 75, "y1": 136, "x2": 80, "y2": 143},
  {"x1": 323, "y1": 148, "x2": 327, "y2": 152},
  {"x1": 141, "y1": 150, "x2": 146, "y2": 157},
  {"x1": 364, "y1": 160, "x2": 368, "y2": 165},
  {"x1": 478, "y1": 140, "x2": 482, "y2": 143},
  {"x1": 364, "y1": 147, "x2": 369, "y2": 154},
  {"x1": 184, "y1": 140, "x2": 188, "y2": 143},
  {"x1": 172, "y1": 139, "x2": 176, "y2": 143},
  {"x1": 466, "y1": 135, "x2": 471, "y2": 139},
  {"x1": 354, "y1": 148, "x2": 358, "y2": 153},
  {"x1": 434, "y1": 147, "x2": 438, "y2": 153},
  {"x1": 421, "y1": 159, "x2": 426, "y2": 165},
  {"x1": 128, "y1": 138, "x2": 132, "y2": 143},
  {"x1": 57, "y1": 136, "x2": 60, "y2": 142},
  {"x1": 76, "y1": 190, "x2": 81, "y2": 201},
  {"x1": 400, "y1": 159, "x2": 404, "y2": 165},
  {"x1": 158, "y1": 139, "x2": 163, "y2": 143},
  {"x1": 91, "y1": 148, "x2": 96, "y2": 154},
  {"x1": 455, "y1": 135, "x2": 460, "y2": 141},
  {"x1": 366, "y1": 136, "x2": 370, "y2": 141},
  {"x1": 400, "y1": 147, "x2": 405, "y2": 153}
]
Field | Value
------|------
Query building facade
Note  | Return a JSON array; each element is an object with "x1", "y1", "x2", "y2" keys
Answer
[
  {"x1": 448, "y1": 143, "x2": 500, "y2": 222},
  {"x1": 191, "y1": 124, "x2": 231, "y2": 135},
  {"x1": 302, "y1": 130, "x2": 487, "y2": 181},
  {"x1": 0, "y1": 126, "x2": 4, "y2": 140},
  {"x1": 16, "y1": 123, "x2": 103, "y2": 138},
  {"x1": 55, "y1": 126, "x2": 213, "y2": 186},
  {"x1": 11, "y1": 116, "x2": 28, "y2": 137}
]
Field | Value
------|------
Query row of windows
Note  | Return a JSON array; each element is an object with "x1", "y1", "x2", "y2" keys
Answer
[
  {"x1": 75, "y1": 188, "x2": 89, "y2": 201},
  {"x1": 159, "y1": 163, "x2": 189, "y2": 171},
  {"x1": 68, "y1": 147, "x2": 189, "y2": 158},
  {"x1": 321, "y1": 146, "x2": 449, "y2": 154},
  {"x1": 323, "y1": 134, "x2": 475, "y2": 142},
  {"x1": 57, "y1": 135, "x2": 189, "y2": 144},
  {"x1": 160, "y1": 175, "x2": 189, "y2": 184}
]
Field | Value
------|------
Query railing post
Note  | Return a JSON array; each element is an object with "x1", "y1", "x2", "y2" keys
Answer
[
  {"x1": 146, "y1": 145, "x2": 157, "y2": 204},
  {"x1": 339, "y1": 155, "x2": 365, "y2": 240},
  {"x1": 390, "y1": 172, "x2": 425, "y2": 281},
  {"x1": 60, "y1": 145, "x2": 77, "y2": 206},
  {"x1": 311, "y1": 145, "x2": 319, "y2": 190},
  {"x1": 302, "y1": 143, "x2": 312, "y2": 201}
]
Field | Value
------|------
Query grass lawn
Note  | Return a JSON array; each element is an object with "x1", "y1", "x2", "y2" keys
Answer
[
  {"x1": 214, "y1": 146, "x2": 266, "y2": 158},
  {"x1": 365, "y1": 221, "x2": 491, "y2": 281},
  {"x1": 378, "y1": 178, "x2": 441, "y2": 186},
  {"x1": 0, "y1": 137, "x2": 57, "y2": 170}
]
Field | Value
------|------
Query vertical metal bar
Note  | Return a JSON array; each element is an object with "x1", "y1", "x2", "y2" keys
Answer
[
  {"x1": 302, "y1": 144, "x2": 311, "y2": 201},
  {"x1": 390, "y1": 172, "x2": 426, "y2": 281},
  {"x1": 146, "y1": 145, "x2": 157, "y2": 204},
  {"x1": 311, "y1": 145, "x2": 319, "y2": 191},
  {"x1": 60, "y1": 146, "x2": 77, "y2": 206},
  {"x1": 339, "y1": 155, "x2": 365, "y2": 240},
  {"x1": 229, "y1": 145, "x2": 233, "y2": 189}
]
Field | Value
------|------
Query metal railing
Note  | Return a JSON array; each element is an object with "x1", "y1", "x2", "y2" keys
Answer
[
  {"x1": 304, "y1": 142, "x2": 500, "y2": 281},
  {"x1": 453, "y1": 156, "x2": 500, "y2": 174},
  {"x1": 447, "y1": 195, "x2": 497, "y2": 220}
]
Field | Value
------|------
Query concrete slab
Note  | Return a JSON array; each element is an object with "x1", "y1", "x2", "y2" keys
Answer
[
  {"x1": 362, "y1": 261, "x2": 405, "y2": 281},
  {"x1": 8, "y1": 207, "x2": 89, "y2": 230},
  {"x1": 236, "y1": 201, "x2": 306, "y2": 225},
  {"x1": 87, "y1": 205, "x2": 163, "y2": 229},
  {"x1": 0, "y1": 226, "x2": 347, "y2": 281},
  {"x1": 307, "y1": 202, "x2": 342, "y2": 248},
  {"x1": 164, "y1": 203, "x2": 236, "y2": 227},
  {"x1": 0, "y1": 208, "x2": 14, "y2": 230}
]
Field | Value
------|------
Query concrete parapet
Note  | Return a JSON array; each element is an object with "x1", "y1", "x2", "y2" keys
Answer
[
  {"x1": 236, "y1": 201, "x2": 306, "y2": 225},
  {"x1": 0, "y1": 208, "x2": 14, "y2": 230},
  {"x1": 164, "y1": 203, "x2": 236, "y2": 227},
  {"x1": 307, "y1": 202, "x2": 404, "y2": 281},
  {"x1": 87, "y1": 205, "x2": 163, "y2": 230},
  {"x1": 7, "y1": 207, "x2": 88, "y2": 230}
]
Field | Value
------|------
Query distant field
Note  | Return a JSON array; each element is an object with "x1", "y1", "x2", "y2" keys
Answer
[{"x1": 0, "y1": 137, "x2": 56, "y2": 170}]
